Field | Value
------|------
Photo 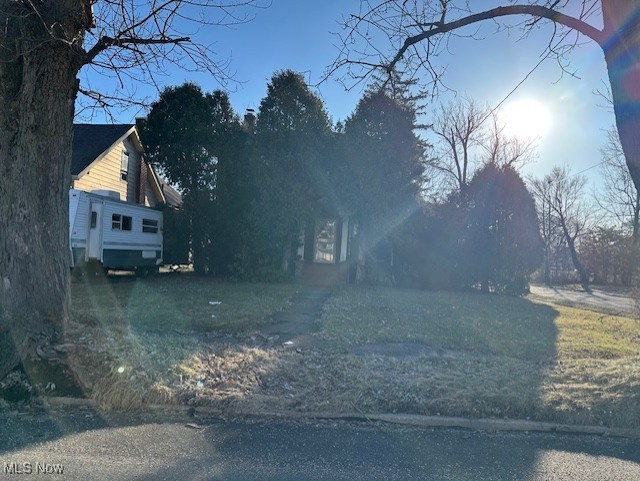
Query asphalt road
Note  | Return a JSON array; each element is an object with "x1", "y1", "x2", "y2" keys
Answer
[
  {"x1": 1, "y1": 406, "x2": 640, "y2": 480},
  {"x1": 529, "y1": 285, "x2": 635, "y2": 315}
]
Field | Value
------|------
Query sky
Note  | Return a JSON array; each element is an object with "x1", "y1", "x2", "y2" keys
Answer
[{"x1": 79, "y1": 0, "x2": 616, "y2": 187}]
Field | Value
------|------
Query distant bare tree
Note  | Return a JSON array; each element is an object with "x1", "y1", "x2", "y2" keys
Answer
[
  {"x1": 530, "y1": 167, "x2": 591, "y2": 290},
  {"x1": 597, "y1": 127, "x2": 640, "y2": 240},
  {"x1": 483, "y1": 113, "x2": 537, "y2": 169},
  {"x1": 431, "y1": 98, "x2": 536, "y2": 196},
  {"x1": 431, "y1": 99, "x2": 486, "y2": 194},
  {"x1": 529, "y1": 175, "x2": 563, "y2": 285},
  {"x1": 329, "y1": 1, "x2": 640, "y2": 202},
  {"x1": 580, "y1": 226, "x2": 638, "y2": 285}
]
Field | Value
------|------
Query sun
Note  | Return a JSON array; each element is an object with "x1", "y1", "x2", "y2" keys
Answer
[{"x1": 500, "y1": 98, "x2": 552, "y2": 141}]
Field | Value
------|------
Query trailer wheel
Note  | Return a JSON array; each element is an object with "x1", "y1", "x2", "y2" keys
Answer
[
  {"x1": 135, "y1": 267, "x2": 150, "y2": 278},
  {"x1": 80, "y1": 260, "x2": 106, "y2": 278}
]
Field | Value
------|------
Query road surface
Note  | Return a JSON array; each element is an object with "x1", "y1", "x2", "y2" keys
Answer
[
  {"x1": 1, "y1": 405, "x2": 640, "y2": 480},
  {"x1": 529, "y1": 285, "x2": 635, "y2": 315}
]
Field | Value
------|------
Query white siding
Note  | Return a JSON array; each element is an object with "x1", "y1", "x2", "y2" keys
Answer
[
  {"x1": 145, "y1": 182, "x2": 158, "y2": 207},
  {"x1": 340, "y1": 217, "x2": 349, "y2": 262},
  {"x1": 69, "y1": 190, "x2": 90, "y2": 246},
  {"x1": 72, "y1": 130, "x2": 166, "y2": 207},
  {"x1": 73, "y1": 135, "x2": 143, "y2": 203},
  {"x1": 101, "y1": 201, "x2": 163, "y2": 252},
  {"x1": 74, "y1": 139, "x2": 128, "y2": 199},
  {"x1": 123, "y1": 137, "x2": 141, "y2": 203}
]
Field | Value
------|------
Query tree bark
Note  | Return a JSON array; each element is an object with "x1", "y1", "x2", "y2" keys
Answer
[
  {"x1": 633, "y1": 193, "x2": 640, "y2": 243},
  {"x1": 559, "y1": 219, "x2": 590, "y2": 292},
  {"x1": 602, "y1": 1, "x2": 640, "y2": 194},
  {"x1": 0, "y1": 1, "x2": 83, "y2": 378}
]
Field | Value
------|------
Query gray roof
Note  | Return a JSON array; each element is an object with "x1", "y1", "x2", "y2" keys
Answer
[
  {"x1": 71, "y1": 124, "x2": 134, "y2": 175},
  {"x1": 71, "y1": 123, "x2": 183, "y2": 208},
  {"x1": 158, "y1": 178, "x2": 183, "y2": 208}
]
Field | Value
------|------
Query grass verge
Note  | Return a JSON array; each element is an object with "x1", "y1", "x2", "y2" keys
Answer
[
  {"x1": 51, "y1": 279, "x2": 640, "y2": 429},
  {"x1": 71, "y1": 274, "x2": 297, "y2": 333},
  {"x1": 58, "y1": 275, "x2": 296, "y2": 409},
  {"x1": 310, "y1": 287, "x2": 640, "y2": 428}
]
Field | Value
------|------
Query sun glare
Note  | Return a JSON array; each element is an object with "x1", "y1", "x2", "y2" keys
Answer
[{"x1": 500, "y1": 98, "x2": 552, "y2": 141}]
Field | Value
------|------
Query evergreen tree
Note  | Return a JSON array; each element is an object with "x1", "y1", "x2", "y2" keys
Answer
[
  {"x1": 367, "y1": 68, "x2": 430, "y2": 120},
  {"x1": 141, "y1": 83, "x2": 239, "y2": 274},
  {"x1": 340, "y1": 89, "x2": 426, "y2": 283},
  {"x1": 209, "y1": 121, "x2": 254, "y2": 277},
  {"x1": 463, "y1": 164, "x2": 543, "y2": 294},
  {"x1": 252, "y1": 70, "x2": 332, "y2": 274}
]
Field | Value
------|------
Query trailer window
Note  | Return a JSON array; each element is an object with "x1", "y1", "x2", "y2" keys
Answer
[
  {"x1": 90, "y1": 211, "x2": 97, "y2": 228},
  {"x1": 112, "y1": 214, "x2": 132, "y2": 231},
  {"x1": 142, "y1": 218, "x2": 158, "y2": 234}
]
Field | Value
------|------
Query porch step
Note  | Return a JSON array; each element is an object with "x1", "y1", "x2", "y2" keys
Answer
[{"x1": 297, "y1": 262, "x2": 348, "y2": 286}]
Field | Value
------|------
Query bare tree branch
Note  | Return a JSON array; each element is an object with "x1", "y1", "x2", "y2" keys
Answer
[
  {"x1": 326, "y1": 1, "x2": 604, "y2": 93},
  {"x1": 84, "y1": 34, "x2": 191, "y2": 65},
  {"x1": 73, "y1": 0, "x2": 266, "y2": 114},
  {"x1": 386, "y1": 5, "x2": 603, "y2": 75},
  {"x1": 596, "y1": 126, "x2": 640, "y2": 238}
]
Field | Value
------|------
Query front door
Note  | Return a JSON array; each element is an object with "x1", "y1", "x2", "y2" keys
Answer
[
  {"x1": 313, "y1": 219, "x2": 336, "y2": 264},
  {"x1": 86, "y1": 201, "x2": 103, "y2": 261}
]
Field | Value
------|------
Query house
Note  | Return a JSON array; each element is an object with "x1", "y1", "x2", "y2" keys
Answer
[
  {"x1": 295, "y1": 214, "x2": 358, "y2": 286},
  {"x1": 70, "y1": 123, "x2": 172, "y2": 207},
  {"x1": 68, "y1": 123, "x2": 187, "y2": 271}
]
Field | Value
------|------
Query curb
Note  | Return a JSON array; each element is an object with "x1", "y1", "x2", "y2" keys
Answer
[{"x1": 37, "y1": 396, "x2": 640, "y2": 439}]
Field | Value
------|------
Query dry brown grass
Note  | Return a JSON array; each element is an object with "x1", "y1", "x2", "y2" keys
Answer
[{"x1": 66, "y1": 280, "x2": 640, "y2": 429}]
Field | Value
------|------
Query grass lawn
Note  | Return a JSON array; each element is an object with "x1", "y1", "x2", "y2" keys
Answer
[
  {"x1": 71, "y1": 274, "x2": 297, "y2": 333},
  {"x1": 66, "y1": 274, "x2": 297, "y2": 409},
  {"x1": 64, "y1": 277, "x2": 640, "y2": 429},
  {"x1": 319, "y1": 286, "x2": 640, "y2": 428},
  {"x1": 321, "y1": 287, "x2": 559, "y2": 359}
]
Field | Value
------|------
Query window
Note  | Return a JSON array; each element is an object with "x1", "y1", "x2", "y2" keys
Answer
[
  {"x1": 314, "y1": 219, "x2": 336, "y2": 264},
  {"x1": 142, "y1": 218, "x2": 158, "y2": 234},
  {"x1": 90, "y1": 211, "x2": 97, "y2": 229},
  {"x1": 120, "y1": 150, "x2": 129, "y2": 181},
  {"x1": 112, "y1": 214, "x2": 132, "y2": 231}
]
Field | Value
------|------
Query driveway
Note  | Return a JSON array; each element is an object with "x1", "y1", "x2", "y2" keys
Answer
[{"x1": 529, "y1": 285, "x2": 636, "y2": 316}]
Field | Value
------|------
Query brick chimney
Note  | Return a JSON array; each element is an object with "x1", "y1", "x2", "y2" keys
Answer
[{"x1": 244, "y1": 108, "x2": 256, "y2": 133}]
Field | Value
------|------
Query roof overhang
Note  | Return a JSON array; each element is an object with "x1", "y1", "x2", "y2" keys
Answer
[{"x1": 75, "y1": 125, "x2": 138, "y2": 178}]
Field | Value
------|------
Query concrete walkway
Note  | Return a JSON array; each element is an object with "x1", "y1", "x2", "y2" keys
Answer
[{"x1": 259, "y1": 287, "x2": 331, "y2": 347}]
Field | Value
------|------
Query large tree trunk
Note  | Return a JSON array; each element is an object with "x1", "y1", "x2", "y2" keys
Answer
[
  {"x1": 602, "y1": 2, "x2": 640, "y2": 194},
  {"x1": 633, "y1": 193, "x2": 640, "y2": 243},
  {"x1": 559, "y1": 220, "x2": 590, "y2": 292},
  {"x1": 0, "y1": 2, "x2": 83, "y2": 379}
]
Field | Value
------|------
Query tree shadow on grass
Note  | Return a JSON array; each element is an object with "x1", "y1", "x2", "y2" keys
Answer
[
  {"x1": 2, "y1": 282, "x2": 640, "y2": 479},
  {"x1": 297, "y1": 287, "x2": 562, "y2": 422}
]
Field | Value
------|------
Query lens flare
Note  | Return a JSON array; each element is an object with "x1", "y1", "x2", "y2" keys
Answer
[{"x1": 501, "y1": 98, "x2": 552, "y2": 141}]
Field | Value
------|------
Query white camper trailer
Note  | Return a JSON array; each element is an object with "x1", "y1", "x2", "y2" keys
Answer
[{"x1": 69, "y1": 189, "x2": 163, "y2": 274}]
